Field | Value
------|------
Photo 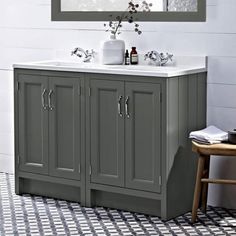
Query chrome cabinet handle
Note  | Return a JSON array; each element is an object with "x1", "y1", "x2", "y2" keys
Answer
[
  {"x1": 48, "y1": 90, "x2": 54, "y2": 110},
  {"x1": 118, "y1": 95, "x2": 123, "y2": 117},
  {"x1": 41, "y1": 89, "x2": 47, "y2": 110},
  {"x1": 125, "y1": 96, "x2": 130, "y2": 118}
]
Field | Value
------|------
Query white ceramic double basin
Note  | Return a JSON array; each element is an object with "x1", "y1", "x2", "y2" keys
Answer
[
  {"x1": 13, "y1": 59, "x2": 207, "y2": 77},
  {"x1": 33, "y1": 61, "x2": 172, "y2": 71}
]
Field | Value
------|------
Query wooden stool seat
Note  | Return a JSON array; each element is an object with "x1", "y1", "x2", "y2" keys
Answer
[
  {"x1": 192, "y1": 141, "x2": 236, "y2": 156},
  {"x1": 191, "y1": 141, "x2": 236, "y2": 223}
]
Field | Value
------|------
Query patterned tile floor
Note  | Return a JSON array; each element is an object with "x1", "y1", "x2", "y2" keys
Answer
[{"x1": 0, "y1": 173, "x2": 236, "y2": 236}]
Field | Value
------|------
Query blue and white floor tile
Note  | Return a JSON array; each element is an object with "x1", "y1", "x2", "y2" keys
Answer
[{"x1": 0, "y1": 173, "x2": 236, "y2": 236}]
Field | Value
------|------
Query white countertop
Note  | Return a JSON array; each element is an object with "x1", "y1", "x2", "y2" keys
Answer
[{"x1": 13, "y1": 56, "x2": 207, "y2": 78}]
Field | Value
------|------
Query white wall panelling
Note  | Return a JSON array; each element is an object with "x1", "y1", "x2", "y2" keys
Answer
[
  {"x1": 0, "y1": 154, "x2": 14, "y2": 174},
  {"x1": 1, "y1": 0, "x2": 236, "y2": 209},
  {"x1": 208, "y1": 84, "x2": 236, "y2": 108},
  {"x1": 0, "y1": 70, "x2": 14, "y2": 173}
]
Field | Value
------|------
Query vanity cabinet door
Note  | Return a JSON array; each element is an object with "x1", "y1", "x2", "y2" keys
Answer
[
  {"x1": 125, "y1": 82, "x2": 162, "y2": 193},
  {"x1": 17, "y1": 74, "x2": 49, "y2": 175},
  {"x1": 90, "y1": 79, "x2": 125, "y2": 187},
  {"x1": 49, "y1": 77, "x2": 82, "y2": 180}
]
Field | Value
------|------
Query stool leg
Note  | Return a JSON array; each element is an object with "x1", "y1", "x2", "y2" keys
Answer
[
  {"x1": 192, "y1": 155, "x2": 205, "y2": 223},
  {"x1": 201, "y1": 156, "x2": 210, "y2": 213}
]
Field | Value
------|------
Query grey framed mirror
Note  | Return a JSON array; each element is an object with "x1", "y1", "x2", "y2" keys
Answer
[{"x1": 52, "y1": 0, "x2": 206, "y2": 22}]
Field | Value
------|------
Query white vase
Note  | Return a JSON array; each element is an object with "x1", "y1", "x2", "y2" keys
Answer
[{"x1": 101, "y1": 35, "x2": 125, "y2": 65}]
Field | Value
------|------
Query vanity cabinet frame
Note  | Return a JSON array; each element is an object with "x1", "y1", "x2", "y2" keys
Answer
[
  {"x1": 14, "y1": 69, "x2": 86, "y2": 204},
  {"x1": 84, "y1": 72, "x2": 206, "y2": 219},
  {"x1": 14, "y1": 68, "x2": 206, "y2": 220},
  {"x1": 17, "y1": 74, "x2": 49, "y2": 175},
  {"x1": 87, "y1": 77, "x2": 162, "y2": 192}
]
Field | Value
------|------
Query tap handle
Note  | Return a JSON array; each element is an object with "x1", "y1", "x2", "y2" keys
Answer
[
  {"x1": 144, "y1": 52, "x2": 149, "y2": 60},
  {"x1": 90, "y1": 49, "x2": 95, "y2": 57},
  {"x1": 167, "y1": 53, "x2": 173, "y2": 61},
  {"x1": 71, "y1": 48, "x2": 78, "y2": 56},
  {"x1": 71, "y1": 47, "x2": 83, "y2": 57}
]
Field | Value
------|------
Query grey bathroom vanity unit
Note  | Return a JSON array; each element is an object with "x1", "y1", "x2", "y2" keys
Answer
[{"x1": 14, "y1": 60, "x2": 207, "y2": 220}]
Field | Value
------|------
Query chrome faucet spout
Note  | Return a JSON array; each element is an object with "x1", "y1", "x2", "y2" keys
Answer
[
  {"x1": 145, "y1": 51, "x2": 173, "y2": 66},
  {"x1": 71, "y1": 47, "x2": 95, "y2": 63}
]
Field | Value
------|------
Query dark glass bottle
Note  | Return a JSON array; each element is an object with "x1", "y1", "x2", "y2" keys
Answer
[
  {"x1": 130, "y1": 47, "x2": 138, "y2": 65},
  {"x1": 125, "y1": 50, "x2": 130, "y2": 65}
]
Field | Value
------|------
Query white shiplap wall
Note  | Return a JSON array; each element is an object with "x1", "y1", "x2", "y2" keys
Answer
[{"x1": 0, "y1": 0, "x2": 236, "y2": 208}]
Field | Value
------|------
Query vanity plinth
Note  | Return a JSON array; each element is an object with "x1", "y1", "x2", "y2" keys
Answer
[{"x1": 14, "y1": 61, "x2": 207, "y2": 220}]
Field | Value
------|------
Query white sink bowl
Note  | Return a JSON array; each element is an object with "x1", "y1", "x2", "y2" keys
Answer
[
  {"x1": 32, "y1": 61, "x2": 175, "y2": 71},
  {"x1": 107, "y1": 65, "x2": 177, "y2": 71},
  {"x1": 32, "y1": 61, "x2": 94, "y2": 68}
]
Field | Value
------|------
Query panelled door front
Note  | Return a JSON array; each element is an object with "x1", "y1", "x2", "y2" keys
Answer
[
  {"x1": 49, "y1": 77, "x2": 81, "y2": 180},
  {"x1": 125, "y1": 82, "x2": 162, "y2": 193},
  {"x1": 18, "y1": 74, "x2": 49, "y2": 174},
  {"x1": 90, "y1": 79, "x2": 125, "y2": 187}
]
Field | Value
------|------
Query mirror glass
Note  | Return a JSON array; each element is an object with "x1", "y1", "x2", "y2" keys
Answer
[{"x1": 60, "y1": 0, "x2": 198, "y2": 12}]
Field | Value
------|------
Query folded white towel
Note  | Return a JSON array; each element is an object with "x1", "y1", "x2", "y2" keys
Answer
[{"x1": 189, "y1": 126, "x2": 228, "y2": 144}]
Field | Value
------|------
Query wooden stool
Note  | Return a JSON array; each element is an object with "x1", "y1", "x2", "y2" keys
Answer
[{"x1": 191, "y1": 141, "x2": 236, "y2": 223}]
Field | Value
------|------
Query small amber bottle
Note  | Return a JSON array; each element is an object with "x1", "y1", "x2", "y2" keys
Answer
[{"x1": 130, "y1": 47, "x2": 138, "y2": 65}]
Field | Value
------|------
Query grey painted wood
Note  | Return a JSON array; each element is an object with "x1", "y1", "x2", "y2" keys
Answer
[
  {"x1": 89, "y1": 183, "x2": 161, "y2": 200},
  {"x1": 18, "y1": 74, "x2": 49, "y2": 175},
  {"x1": 166, "y1": 78, "x2": 179, "y2": 177},
  {"x1": 197, "y1": 73, "x2": 207, "y2": 129},
  {"x1": 15, "y1": 69, "x2": 86, "y2": 205},
  {"x1": 178, "y1": 76, "x2": 189, "y2": 148},
  {"x1": 90, "y1": 79, "x2": 125, "y2": 187},
  {"x1": 51, "y1": 0, "x2": 206, "y2": 22},
  {"x1": 93, "y1": 191, "x2": 161, "y2": 216},
  {"x1": 14, "y1": 70, "x2": 20, "y2": 195},
  {"x1": 125, "y1": 82, "x2": 161, "y2": 193},
  {"x1": 19, "y1": 171, "x2": 81, "y2": 187},
  {"x1": 14, "y1": 69, "x2": 207, "y2": 220},
  {"x1": 21, "y1": 178, "x2": 81, "y2": 202},
  {"x1": 165, "y1": 74, "x2": 207, "y2": 219},
  {"x1": 85, "y1": 74, "x2": 92, "y2": 207},
  {"x1": 166, "y1": 76, "x2": 192, "y2": 219},
  {"x1": 49, "y1": 77, "x2": 81, "y2": 180},
  {"x1": 188, "y1": 74, "x2": 198, "y2": 132}
]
